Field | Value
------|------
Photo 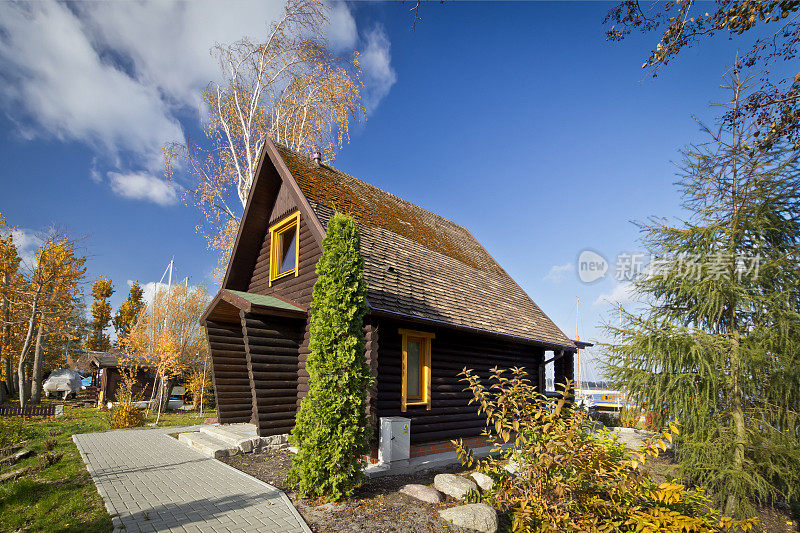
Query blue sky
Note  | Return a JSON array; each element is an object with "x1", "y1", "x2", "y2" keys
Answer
[{"x1": 0, "y1": 2, "x2": 760, "y2": 379}]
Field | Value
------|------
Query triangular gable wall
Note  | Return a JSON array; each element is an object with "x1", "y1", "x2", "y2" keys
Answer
[{"x1": 222, "y1": 139, "x2": 326, "y2": 292}]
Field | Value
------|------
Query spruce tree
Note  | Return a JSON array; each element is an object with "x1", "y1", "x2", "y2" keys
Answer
[
  {"x1": 604, "y1": 74, "x2": 800, "y2": 515},
  {"x1": 288, "y1": 212, "x2": 372, "y2": 501}
]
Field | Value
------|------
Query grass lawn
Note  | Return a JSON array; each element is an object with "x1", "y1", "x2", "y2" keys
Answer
[{"x1": 0, "y1": 401, "x2": 216, "y2": 533}]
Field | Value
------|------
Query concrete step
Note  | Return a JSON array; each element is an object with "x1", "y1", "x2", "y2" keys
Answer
[
  {"x1": 199, "y1": 425, "x2": 257, "y2": 453},
  {"x1": 178, "y1": 432, "x2": 239, "y2": 458}
]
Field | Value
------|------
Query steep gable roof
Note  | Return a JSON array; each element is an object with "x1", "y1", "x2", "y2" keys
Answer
[
  {"x1": 274, "y1": 145, "x2": 574, "y2": 349},
  {"x1": 276, "y1": 145, "x2": 503, "y2": 274}
]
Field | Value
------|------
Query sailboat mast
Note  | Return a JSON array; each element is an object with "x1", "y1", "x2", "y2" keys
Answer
[{"x1": 575, "y1": 297, "x2": 580, "y2": 394}]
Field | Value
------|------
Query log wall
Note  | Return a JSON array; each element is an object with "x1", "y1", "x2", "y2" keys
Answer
[
  {"x1": 246, "y1": 202, "x2": 322, "y2": 408},
  {"x1": 554, "y1": 349, "x2": 576, "y2": 395},
  {"x1": 375, "y1": 318, "x2": 546, "y2": 444},
  {"x1": 207, "y1": 319, "x2": 252, "y2": 424},
  {"x1": 241, "y1": 313, "x2": 303, "y2": 436}
]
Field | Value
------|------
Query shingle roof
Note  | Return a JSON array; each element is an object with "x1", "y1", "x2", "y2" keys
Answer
[{"x1": 276, "y1": 145, "x2": 574, "y2": 349}]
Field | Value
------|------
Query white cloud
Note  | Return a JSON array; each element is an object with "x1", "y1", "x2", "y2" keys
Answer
[
  {"x1": 76, "y1": 1, "x2": 285, "y2": 109},
  {"x1": 594, "y1": 282, "x2": 638, "y2": 307},
  {"x1": 137, "y1": 280, "x2": 199, "y2": 306},
  {"x1": 108, "y1": 172, "x2": 180, "y2": 206},
  {"x1": 359, "y1": 26, "x2": 397, "y2": 113},
  {"x1": 0, "y1": 2, "x2": 184, "y2": 165},
  {"x1": 9, "y1": 229, "x2": 43, "y2": 268},
  {"x1": 325, "y1": 2, "x2": 358, "y2": 52},
  {"x1": 544, "y1": 262, "x2": 574, "y2": 282},
  {"x1": 138, "y1": 281, "x2": 168, "y2": 306},
  {"x1": 0, "y1": 1, "x2": 395, "y2": 204}
]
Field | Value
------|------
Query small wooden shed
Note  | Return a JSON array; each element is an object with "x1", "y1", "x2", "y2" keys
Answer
[
  {"x1": 202, "y1": 139, "x2": 578, "y2": 455},
  {"x1": 91, "y1": 354, "x2": 154, "y2": 405}
]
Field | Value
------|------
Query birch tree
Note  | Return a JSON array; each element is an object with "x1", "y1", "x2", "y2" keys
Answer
[
  {"x1": 16, "y1": 232, "x2": 85, "y2": 407},
  {"x1": 165, "y1": 0, "x2": 365, "y2": 279},
  {"x1": 29, "y1": 282, "x2": 84, "y2": 403}
]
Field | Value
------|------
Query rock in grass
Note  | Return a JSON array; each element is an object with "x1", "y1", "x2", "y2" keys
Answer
[
  {"x1": 439, "y1": 503, "x2": 498, "y2": 533},
  {"x1": 434, "y1": 473, "x2": 478, "y2": 500},
  {"x1": 400, "y1": 483, "x2": 444, "y2": 503},
  {"x1": 470, "y1": 472, "x2": 494, "y2": 491}
]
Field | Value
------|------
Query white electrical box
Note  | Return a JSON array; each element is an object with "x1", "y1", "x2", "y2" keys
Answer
[{"x1": 379, "y1": 416, "x2": 410, "y2": 464}]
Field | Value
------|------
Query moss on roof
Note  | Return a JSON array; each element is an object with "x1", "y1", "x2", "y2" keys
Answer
[{"x1": 276, "y1": 145, "x2": 505, "y2": 274}]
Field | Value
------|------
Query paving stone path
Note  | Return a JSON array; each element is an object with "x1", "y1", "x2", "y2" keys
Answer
[{"x1": 74, "y1": 426, "x2": 310, "y2": 533}]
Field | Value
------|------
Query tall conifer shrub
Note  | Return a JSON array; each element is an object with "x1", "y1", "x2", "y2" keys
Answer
[{"x1": 288, "y1": 212, "x2": 372, "y2": 501}]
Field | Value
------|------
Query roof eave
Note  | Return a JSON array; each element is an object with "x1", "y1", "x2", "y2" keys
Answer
[
  {"x1": 367, "y1": 305, "x2": 577, "y2": 351},
  {"x1": 201, "y1": 289, "x2": 307, "y2": 325}
]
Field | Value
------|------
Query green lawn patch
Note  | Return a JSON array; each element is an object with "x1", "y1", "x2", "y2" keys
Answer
[{"x1": 0, "y1": 403, "x2": 215, "y2": 533}]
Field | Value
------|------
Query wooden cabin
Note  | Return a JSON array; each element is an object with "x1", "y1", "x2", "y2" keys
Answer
[
  {"x1": 202, "y1": 139, "x2": 579, "y2": 456},
  {"x1": 91, "y1": 355, "x2": 154, "y2": 405}
]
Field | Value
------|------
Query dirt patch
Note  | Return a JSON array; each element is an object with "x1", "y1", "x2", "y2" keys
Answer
[
  {"x1": 755, "y1": 505, "x2": 799, "y2": 533},
  {"x1": 221, "y1": 449, "x2": 482, "y2": 532}
]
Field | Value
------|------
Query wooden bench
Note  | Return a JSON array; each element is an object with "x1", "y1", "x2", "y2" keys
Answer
[{"x1": 0, "y1": 404, "x2": 57, "y2": 417}]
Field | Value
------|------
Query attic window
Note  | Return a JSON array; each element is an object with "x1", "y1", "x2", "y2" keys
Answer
[
  {"x1": 400, "y1": 328, "x2": 434, "y2": 412},
  {"x1": 269, "y1": 212, "x2": 300, "y2": 286}
]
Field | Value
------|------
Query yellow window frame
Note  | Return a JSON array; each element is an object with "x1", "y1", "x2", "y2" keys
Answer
[
  {"x1": 268, "y1": 211, "x2": 301, "y2": 287},
  {"x1": 400, "y1": 328, "x2": 434, "y2": 412}
]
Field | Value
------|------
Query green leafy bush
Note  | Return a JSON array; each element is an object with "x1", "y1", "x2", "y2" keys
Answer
[
  {"x1": 453, "y1": 367, "x2": 757, "y2": 532},
  {"x1": 288, "y1": 212, "x2": 373, "y2": 501}
]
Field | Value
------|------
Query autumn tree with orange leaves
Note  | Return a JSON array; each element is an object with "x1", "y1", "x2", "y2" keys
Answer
[
  {"x1": 165, "y1": 0, "x2": 365, "y2": 279},
  {"x1": 0, "y1": 214, "x2": 23, "y2": 403},
  {"x1": 14, "y1": 230, "x2": 86, "y2": 407},
  {"x1": 113, "y1": 281, "x2": 144, "y2": 346},
  {"x1": 85, "y1": 277, "x2": 114, "y2": 352},
  {"x1": 124, "y1": 284, "x2": 209, "y2": 421}
]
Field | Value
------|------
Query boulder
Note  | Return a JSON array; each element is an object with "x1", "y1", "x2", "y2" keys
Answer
[
  {"x1": 399, "y1": 484, "x2": 444, "y2": 504},
  {"x1": 439, "y1": 503, "x2": 498, "y2": 533},
  {"x1": 434, "y1": 473, "x2": 478, "y2": 500},
  {"x1": 470, "y1": 472, "x2": 494, "y2": 492}
]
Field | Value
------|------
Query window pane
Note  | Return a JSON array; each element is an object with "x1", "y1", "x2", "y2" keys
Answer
[
  {"x1": 279, "y1": 227, "x2": 297, "y2": 274},
  {"x1": 407, "y1": 340, "x2": 421, "y2": 398}
]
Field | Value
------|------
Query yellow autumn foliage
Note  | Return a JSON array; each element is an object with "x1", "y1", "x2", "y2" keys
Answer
[{"x1": 454, "y1": 367, "x2": 758, "y2": 533}]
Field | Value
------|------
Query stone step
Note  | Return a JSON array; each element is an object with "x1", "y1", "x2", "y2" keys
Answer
[
  {"x1": 178, "y1": 432, "x2": 239, "y2": 458},
  {"x1": 199, "y1": 425, "x2": 257, "y2": 453}
]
